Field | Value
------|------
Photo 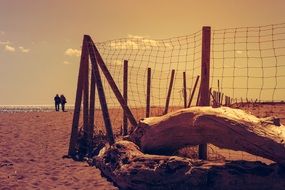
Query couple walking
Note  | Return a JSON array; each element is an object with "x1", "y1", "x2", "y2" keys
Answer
[{"x1": 54, "y1": 94, "x2": 67, "y2": 112}]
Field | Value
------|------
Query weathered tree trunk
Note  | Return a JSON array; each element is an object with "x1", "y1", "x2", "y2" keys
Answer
[
  {"x1": 92, "y1": 140, "x2": 285, "y2": 190},
  {"x1": 129, "y1": 107, "x2": 285, "y2": 164}
]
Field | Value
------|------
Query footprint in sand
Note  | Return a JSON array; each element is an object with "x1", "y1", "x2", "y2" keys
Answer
[{"x1": 50, "y1": 176, "x2": 58, "y2": 181}]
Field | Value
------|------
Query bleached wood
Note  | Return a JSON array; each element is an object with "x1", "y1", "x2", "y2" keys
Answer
[
  {"x1": 130, "y1": 106, "x2": 285, "y2": 164},
  {"x1": 92, "y1": 140, "x2": 285, "y2": 190}
]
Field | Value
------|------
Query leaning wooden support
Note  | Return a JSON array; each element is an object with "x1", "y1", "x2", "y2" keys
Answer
[
  {"x1": 146, "y1": 68, "x2": 151, "y2": 118},
  {"x1": 163, "y1": 69, "x2": 175, "y2": 115},
  {"x1": 89, "y1": 65, "x2": 96, "y2": 135},
  {"x1": 88, "y1": 41, "x2": 115, "y2": 145},
  {"x1": 130, "y1": 106, "x2": 285, "y2": 164},
  {"x1": 123, "y1": 60, "x2": 128, "y2": 136},
  {"x1": 196, "y1": 86, "x2": 201, "y2": 106},
  {"x1": 87, "y1": 36, "x2": 138, "y2": 127},
  {"x1": 187, "y1": 75, "x2": 200, "y2": 108},
  {"x1": 198, "y1": 26, "x2": 211, "y2": 160},
  {"x1": 68, "y1": 36, "x2": 88, "y2": 156},
  {"x1": 210, "y1": 90, "x2": 219, "y2": 108}
]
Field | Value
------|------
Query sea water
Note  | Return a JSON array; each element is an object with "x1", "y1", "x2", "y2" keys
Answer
[{"x1": 0, "y1": 105, "x2": 74, "y2": 112}]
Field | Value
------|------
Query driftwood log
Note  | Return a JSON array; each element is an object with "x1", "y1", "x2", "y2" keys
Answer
[
  {"x1": 92, "y1": 140, "x2": 285, "y2": 190},
  {"x1": 92, "y1": 107, "x2": 285, "y2": 189},
  {"x1": 130, "y1": 107, "x2": 285, "y2": 165}
]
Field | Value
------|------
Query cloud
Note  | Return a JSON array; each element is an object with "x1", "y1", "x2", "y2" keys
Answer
[
  {"x1": 5, "y1": 45, "x2": 15, "y2": 52},
  {"x1": 142, "y1": 39, "x2": 159, "y2": 46},
  {"x1": 65, "y1": 48, "x2": 81, "y2": 57},
  {"x1": 108, "y1": 34, "x2": 164, "y2": 50},
  {"x1": 19, "y1": 46, "x2": 30, "y2": 53},
  {"x1": 63, "y1": 61, "x2": 72, "y2": 65},
  {"x1": 0, "y1": 40, "x2": 10, "y2": 45},
  {"x1": 110, "y1": 40, "x2": 139, "y2": 50},
  {"x1": 0, "y1": 38, "x2": 31, "y2": 54},
  {"x1": 127, "y1": 34, "x2": 145, "y2": 39}
]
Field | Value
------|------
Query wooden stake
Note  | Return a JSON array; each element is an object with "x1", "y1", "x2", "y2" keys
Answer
[
  {"x1": 83, "y1": 49, "x2": 89, "y2": 137},
  {"x1": 87, "y1": 36, "x2": 138, "y2": 127},
  {"x1": 187, "y1": 75, "x2": 200, "y2": 108},
  {"x1": 226, "y1": 96, "x2": 228, "y2": 106},
  {"x1": 146, "y1": 68, "x2": 151, "y2": 118},
  {"x1": 217, "y1": 80, "x2": 220, "y2": 105},
  {"x1": 198, "y1": 26, "x2": 211, "y2": 160},
  {"x1": 226, "y1": 96, "x2": 230, "y2": 106},
  {"x1": 183, "y1": 72, "x2": 187, "y2": 108},
  {"x1": 196, "y1": 85, "x2": 201, "y2": 106},
  {"x1": 163, "y1": 69, "x2": 175, "y2": 115},
  {"x1": 213, "y1": 91, "x2": 217, "y2": 106},
  {"x1": 68, "y1": 35, "x2": 88, "y2": 156},
  {"x1": 123, "y1": 60, "x2": 128, "y2": 136},
  {"x1": 210, "y1": 90, "x2": 219, "y2": 107},
  {"x1": 89, "y1": 65, "x2": 96, "y2": 135},
  {"x1": 220, "y1": 93, "x2": 224, "y2": 106}
]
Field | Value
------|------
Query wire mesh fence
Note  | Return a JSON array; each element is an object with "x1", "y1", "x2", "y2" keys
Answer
[
  {"x1": 84, "y1": 23, "x2": 285, "y2": 162},
  {"x1": 93, "y1": 23, "x2": 284, "y2": 121},
  {"x1": 211, "y1": 23, "x2": 285, "y2": 102}
]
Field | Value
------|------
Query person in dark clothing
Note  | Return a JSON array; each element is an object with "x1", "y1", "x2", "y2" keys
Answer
[
  {"x1": 60, "y1": 94, "x2": 67, "y2": 112},
  {"x1": 54, "y1": 94, "x2": 61, "y2": 111}
]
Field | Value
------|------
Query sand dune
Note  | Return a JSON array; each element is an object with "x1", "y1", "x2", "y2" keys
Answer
[{"x1": 0, "y1": 112, "x2": 117, "y2": 190}]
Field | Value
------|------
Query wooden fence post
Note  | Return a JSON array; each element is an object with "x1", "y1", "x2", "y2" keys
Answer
[
  {"x1": 198, "y1": 26, "x2": 211, "y2": 160},
  {"x1": 83, "y1": 49, "x2": 89, "y2": 137},
  {"x1": 68, "y1": 35, "x2": 88, "y2": 156},
  {"x1": 196, "y1": 85, "x2": 201, "y2": 106},
  {"x1": 183, "y1": 72, "x2": 187, "y2": 108},
  {"x1": 146, "y1": 68, "x2": 151, "y2": 118},
  {"x1": 213, "y1": 90, "x2": 217, "y2": 106},
  {"x1": 218, "y1": 80, "x2": 220, "y2": 105},
  {"x1": 163, "y1": 69, "x2": 175, "y2": 115},
  {"x1": 123, "y1": 60, "x2": 128, "y2": 135},
  {"x1": 187, "y1": 75, "x2": 200, "y2": 108},
  {"x1": 220, "y1": 93, "x2": 224, "y2": 106},
  {"x1": 89, "y1": 65, "x2": 96, "y2": 135}
]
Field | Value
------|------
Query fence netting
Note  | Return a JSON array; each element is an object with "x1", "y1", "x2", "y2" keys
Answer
[
  {"x1": 211, "y1": 23, "x2": 285, "y2": 102},
  {"x1": 88, "y1": 23, "x2": 285, "y2": 163}
]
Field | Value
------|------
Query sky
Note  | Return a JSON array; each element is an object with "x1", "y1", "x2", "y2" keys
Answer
[{"x1": 0, "y1": 0, "x2": 284, "y2": 105}]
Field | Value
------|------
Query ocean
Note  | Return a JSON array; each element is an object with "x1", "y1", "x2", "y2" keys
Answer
[{"x1": 0, "y1": 105, "x2": 74, "y2": 112}]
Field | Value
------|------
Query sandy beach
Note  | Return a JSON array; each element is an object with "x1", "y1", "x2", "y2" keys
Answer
[
  {"x1": 0, "y1": 104, "x2": 284, "y2": 189},
  {"x1": 0, "y1": 111, "x2": 117, "y2": 190}
]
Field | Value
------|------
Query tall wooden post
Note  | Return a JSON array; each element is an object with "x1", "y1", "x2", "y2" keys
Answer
[
  {"x1": 123, "y1": 60, "x2": 128, "y2": 135},
  {"x1": 163, "y1": 69, "x2": 175, "y2": 115},
  {"x1": 68, "y1": 35, "x2": 88, "y2": 156},
  {"x1": 198, "y1": 26, "x2": 211, "y2": 160},
  {"x1": 89, "y1": 65, "x2": 96, "y2": 135},
  {"x1": 83, "y1": 49, "x2": 89, "y2": 137},
  {"x1": 146, "y1": 68, "x2": 151, "y2": 118},
  {"x1": 183, "y1": 72, "x2": 187, "y2": 108}
]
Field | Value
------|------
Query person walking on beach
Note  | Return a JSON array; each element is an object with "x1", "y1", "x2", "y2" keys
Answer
[
  {"x1": 60, "y1": 94, "x2": 67, "y2": 112},
  {"x1": 54, "y1": 94, "x2": 61, "y2": 111}
]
